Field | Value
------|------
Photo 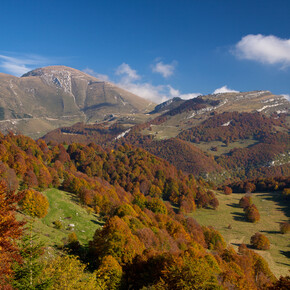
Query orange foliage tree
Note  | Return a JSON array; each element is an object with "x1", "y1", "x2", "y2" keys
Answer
[
  {"x1": 250, "y1": 233, "x2": 270, "y2": 250},
  {"x1": 0, "y1": 180, "x2": 25, "y2": 287},
  {"x1": 245, "y1": 204, "x2": 260, "y2": 223},
  {"x1": 223, "y1": 186, "x2": 232, "y2": 195},
  {"x1": 90, "y1": 216, "x2": 145, "y2": 265}
]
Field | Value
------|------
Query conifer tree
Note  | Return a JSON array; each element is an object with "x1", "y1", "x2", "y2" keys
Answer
[{"x1": 12, "y1": 220, "x2": 50, "y2": 289}]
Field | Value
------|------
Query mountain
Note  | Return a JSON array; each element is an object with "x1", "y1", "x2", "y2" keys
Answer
[
  {"x1": 0, "y1": 66, "x2": 155, "y2": 138},
  {"x1": 149, "y1": 97, "x2": 184, "y2": 114},
  {"x1": 42, "y1": 90, "x2": 289, "y2": 182}
]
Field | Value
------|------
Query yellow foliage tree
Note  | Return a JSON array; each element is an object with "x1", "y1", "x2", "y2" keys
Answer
[
  {"x1": 19, "y1": 189, "x2": 49, "y2": 218},
  {"x1": 96, "y1": 255, "x2": 122, "y2": 289},
  {"x1": 40, "y1": 255, "x2": 98, "y2": 289}
]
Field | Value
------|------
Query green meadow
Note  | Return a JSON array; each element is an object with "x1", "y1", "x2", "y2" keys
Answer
[
  {"x1": 191, "y1": 191, "x2": 289, "y2": 278},
  {"x1": 19, "y1": 188, "x2": 103, "y2": 247}
]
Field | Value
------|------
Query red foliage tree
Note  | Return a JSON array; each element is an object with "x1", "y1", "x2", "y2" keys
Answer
[
  {"x1": 0, "y1": 180, "x2": 25, "y2": 287},
  {"x1": 23, "y1": 169, "x2": 38, "y2": 188}
]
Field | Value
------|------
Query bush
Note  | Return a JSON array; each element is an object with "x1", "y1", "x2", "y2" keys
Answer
[
  {"x1": 223, "y1": 186, "x2": 232, "y2": 195},
  {"x1": 250, "y1": 233, "x2": 270, "y2": 250},
  {"x1": 280, "y1": 222, "x2": 290, "y2": 234},
  {"x1": 239, "y1": 195, "x2": 252, "y2": 208},
  {"x1": 209, "y1": 197, "x2": 219, "y2": 210},
  {"x1": 19, "y1": 189, "x2": 49, "y2": 218},
  {"x1": 53, "y1": 220, "x2": 63, "y2": 229},
  {"x1": 245, "y1": 204, "x2": 260, "y2": 223}
]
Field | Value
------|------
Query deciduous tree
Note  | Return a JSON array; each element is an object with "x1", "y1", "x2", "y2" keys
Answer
[
  {"x1": 0, "y1": 180, "x2": 25, "y2": 287},
  {"x1": 19, "y1": 189, "x2": 49, "y2": 218},
  {"x1": 250, "y1": 233, "x2": 270, "y2": 250}
]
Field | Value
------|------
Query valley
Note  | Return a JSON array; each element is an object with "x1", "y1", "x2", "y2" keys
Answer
[{"x1": 191, "y1": 191, "x2": 290, "y2": 277}]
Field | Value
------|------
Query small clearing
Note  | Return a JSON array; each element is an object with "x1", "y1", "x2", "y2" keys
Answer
[{"x1": 19, "y1": 188, "x2": 102, "y2": 246}]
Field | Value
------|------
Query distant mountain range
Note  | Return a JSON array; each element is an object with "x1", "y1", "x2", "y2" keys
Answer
[
  {"x1": 0, "y1": 66, "x2": 155, "y2": 138},
  {"x1": 0, "y1": 65, "x2": 289, "y2": 181},
  {"x1": 42, "y1": 88, "x2": 289, "y2": 182}
]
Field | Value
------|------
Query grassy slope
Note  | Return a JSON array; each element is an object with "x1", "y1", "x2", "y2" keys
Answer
[
  {"x1": 190, "y1": 191, "x2": 289, "y2": 278},
  {"x1": 20, "y1": 188, "x2": 102, "y2": 246},
  {"x1": 193, "y1": 139, "x2": 259, "y2": 157}
]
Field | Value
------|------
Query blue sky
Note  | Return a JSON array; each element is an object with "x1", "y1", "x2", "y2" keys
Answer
[{"x1": 1, "y1": 0, "x2": 290, "y2": 103}]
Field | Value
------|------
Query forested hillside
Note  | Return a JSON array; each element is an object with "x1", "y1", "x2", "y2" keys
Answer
[
  {"x1": 42, "y1": 103, "x2": 289, "y2": 183},
  {"x1": 1, "y1": 132, "x2": 287, "y2": 289}
]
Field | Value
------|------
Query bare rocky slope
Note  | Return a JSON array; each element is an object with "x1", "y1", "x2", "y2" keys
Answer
[{"x1": 0, "y1": 66, "x2": 154, "y2": 138}]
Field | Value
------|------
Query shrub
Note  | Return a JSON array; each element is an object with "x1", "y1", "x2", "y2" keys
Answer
[
  {"x1": 280, "y1": 222, "x2": 290, "y2": 234},
  {"x1": 209, "y1": 197, "x2": 219, "y2": 210},
  {"x1": 250, "y1": 233, "x2": 270, "y2": 250},
  {"x1": 223, "y1": 186, "x2": 232, "y2": 195},
  {"x1": 53, "y1": 220, "x2": 63, "y2": 229},
  {"x1": 245, "y1": 204, "x2": 260, "y2": 223},
  {"x1": 19, "y1": 189, "x2": 49, "y2": 218},
  {"x1": 239, "y1": 195, "x2": 252, "y2": 208}
]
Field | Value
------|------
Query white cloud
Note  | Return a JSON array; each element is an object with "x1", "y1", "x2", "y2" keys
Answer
[
  {"x1": 83, "y1": 68, "x2": 110, "y2": 81},
  {"x1": 213, "y1": 85, "x2": 239, "y2": 94},
  {"x1": 281, "y1": 94, "x2": 290, "y2": 101},
  {"x1": 0, "y1": 54, "x2": 54, "y2": 76},
  {"x1": 118, "y1": 82, "x2": 170, "y2": 103},
  {"x1": 115, "y1": 63, "x2": 140, "y2": 82},
  {"x1": 152, "y1": 61, "x2": 176, "y2": 78},
  {"x1": 82, "y1": 63, "x2": 200, "y2": 103},
  {"x1": 168, "y1": 85, "x2": 180, "y2": 98},
  {"x1": 235, "y1": 34, "x2": 290, "y2": 67},
  {"x1": 179, "y1": 93, "x2": 201, "y2": 100},
  {"x1": 114, "y1": 63, "x2": 200, "y2": 103}
]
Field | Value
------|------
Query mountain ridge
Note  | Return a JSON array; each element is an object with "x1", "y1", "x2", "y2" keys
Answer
[{"x1": 0, "y1": 65, "x2": 155, "y2": 138}]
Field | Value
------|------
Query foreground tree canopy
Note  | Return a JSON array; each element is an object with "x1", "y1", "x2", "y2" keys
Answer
[{"x1": 0, "y1": 132, "x2": 287, "y2": 289}]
